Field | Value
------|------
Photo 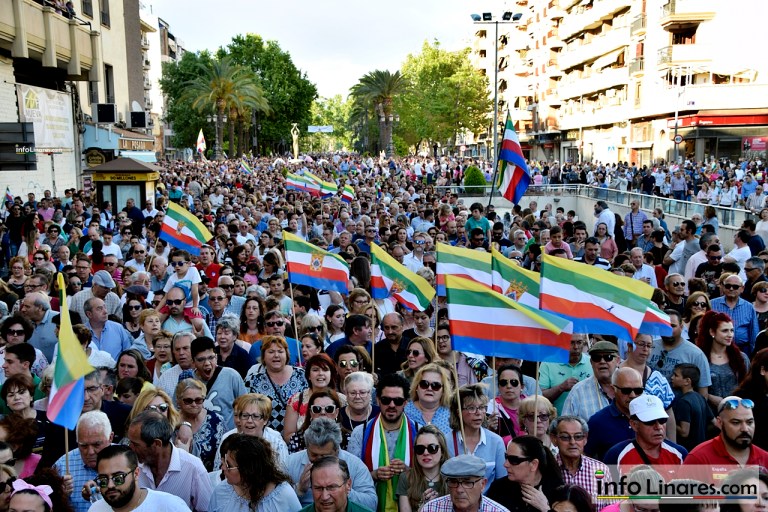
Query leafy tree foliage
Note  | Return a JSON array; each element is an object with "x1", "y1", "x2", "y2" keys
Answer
[{"x1": 306, "y1": 95, "x2": 353, "y2": 152}]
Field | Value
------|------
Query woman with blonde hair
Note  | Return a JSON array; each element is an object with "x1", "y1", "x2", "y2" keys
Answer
[
  {"x1": 347, "y1": 288, "x2": 372, "y2": 315},
  {"x1": 175, "y1": 379, "x2": 226, "y2": 472},
  {"x1": 4, "y1": 257, "x2": 28, "y2": 298},
  {"x1": 396, "y1": 425, "x2": 449, "y2": 512},
  {"x1": 399, "y1": 337, "x2": 439, "y2": 384},
  {"x1": 682, "y1": 291, "x2": 711, "y2": 336},
  {"x1": 129, "y1": 388, "x2": 181, "y2": 428},
  {"x1": 404, "y1": 363, "x2": 453, "y2": 438},
  {"x1": 519, "y1": 395, "x2": 558, "y2": 453},
  {"x1": 222, "y1": 393, "x2": 288, "y2": 468}
]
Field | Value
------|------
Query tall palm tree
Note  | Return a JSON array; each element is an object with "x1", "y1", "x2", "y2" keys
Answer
[
  {"x1": 350, "y1": 70, "x2": 407, "y2": 156},
  {"x1": 183, "y1": 56, "x2": 269, "y2": 160}
]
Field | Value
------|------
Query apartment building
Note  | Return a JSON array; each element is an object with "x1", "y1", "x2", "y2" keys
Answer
[{"x1": 470, "y1": 0, "x2": 768, "y2": 167}]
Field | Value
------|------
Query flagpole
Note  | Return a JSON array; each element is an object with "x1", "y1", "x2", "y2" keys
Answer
[
  {"x1": 532, "y1": 362, "x2": 541, "y2": 437},
  {"x1": 288, "y1": 284, "x2": 302, "y2": 366},
  {"x1": 64, "y1": 428, "x2": 70, "y2": 474},
  {"x1": 491, "y1": 356, "x2": 498, "y2": 419},
  {"x1": 369, "y1": 305, "x2": 376, "y2": 375},
  {"x1": 456, "y1": 382, "x2": 468, "y2": 455}
]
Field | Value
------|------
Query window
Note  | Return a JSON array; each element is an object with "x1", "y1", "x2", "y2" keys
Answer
[
  {"x1": 104, "y1": 64, "x2": 115, "y2": 104},
  {"x1": 82, "y1": 0, "x2": 93, "y2": 17},
  {"x1": 88, "y1": 81, "x2": 98, "y2": 104},
  {"x1": 672, "y1": 28, "x2": 696, "y2": 45},
  {"x1": 100, "y1": 0, "x2": 110, "y2": 27}
]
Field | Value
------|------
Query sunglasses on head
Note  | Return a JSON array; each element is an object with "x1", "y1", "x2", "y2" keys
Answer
[
  {"x1": 379, "y1": 396, "x2": 406, "y2": 406},
  {"x1": 590, "y1": 353, "x2": 616, "y2": 363},
  {"x1": 418, "y1": 380, "x2": 443, "y2": 391},
  {"x1": 414, "y1": 443, "x2": 440, "y2": 455},
  {"x1": 310, "y1": 405, "x2": 337, "y2": 415},
  {"x1": 717, "y1": 398, "x2": 755, "y2": 414}
]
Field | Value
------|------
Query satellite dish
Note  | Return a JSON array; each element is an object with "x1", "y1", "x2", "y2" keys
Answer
[{"x1": 131, "y1": 101, "x2": 142, "y2": 111}]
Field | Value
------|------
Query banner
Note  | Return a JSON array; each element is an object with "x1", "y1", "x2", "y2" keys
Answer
[
  {"x1": 308, "y1": 125, "x2": 334, "y2": 133},
  {"x1": 16, "y1": 84, "x2": 74, "y2": 152}
]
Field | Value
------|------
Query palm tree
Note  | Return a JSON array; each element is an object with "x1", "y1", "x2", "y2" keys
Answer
[
  {"x1": 183, "y1": 56, "x2": 269, "y2": 160},
  {"x1": 350, "y1": 70, "x2": 407, "y2": 156}
]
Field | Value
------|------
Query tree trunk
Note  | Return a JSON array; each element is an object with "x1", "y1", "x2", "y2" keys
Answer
[{"x1": 228, "y1": 119, "x2": 235, "y2": 159}]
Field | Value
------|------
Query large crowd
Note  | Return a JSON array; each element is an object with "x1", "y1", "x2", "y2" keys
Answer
[{"x1": 0, "y1": 153, "x2": 767, "y2": 512}]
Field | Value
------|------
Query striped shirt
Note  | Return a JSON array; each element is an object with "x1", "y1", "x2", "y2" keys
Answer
[
  {"x1": 421, "y1": 495, "x2": 510, "y2": 512},
  {"x1": 137, "y1": 444, "x2": 212, "y2": 512}
]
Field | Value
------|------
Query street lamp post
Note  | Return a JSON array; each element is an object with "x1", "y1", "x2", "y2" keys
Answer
[
  {"x1": 471, "y1": 11, "x2": 522, "y2": 203},
  {"x1": 206, "y1": 112, "x2": 227, "y2": 161},
  {"x1": 377, "y1": 105, "x2": 399, "y2": 157}
]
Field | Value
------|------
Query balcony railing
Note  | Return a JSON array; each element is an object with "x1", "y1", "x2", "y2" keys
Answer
[
  {"x1": 629, "y1": 57, "x2": 644, "y2": 75},
  {"x1": 630, "y1": 14, "x2": 646, "y2": 35}
]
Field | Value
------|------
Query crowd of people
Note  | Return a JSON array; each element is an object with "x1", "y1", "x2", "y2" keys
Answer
[{"x1": 0, "y1": 152, "x2": 766, "y2": 512}]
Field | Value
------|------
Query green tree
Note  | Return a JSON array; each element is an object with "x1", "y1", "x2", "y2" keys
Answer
[
  {"x1": 350, "y1": 70, "x2": 407, "y2": 156},
  {"x1": 159, "y1": 51, "x2": 216, "y2": 151},
  {"x1": 224, "y1": 34, "x2": 317, "y2": 155},
  {"x1": 398, "y1": 40, "x2": 492, "y2": 151},
  {"x1": 181, "y1": 55, "x2": 269, "y2": 160},
  {"x1": 307, "y1": 95, "x2": 353, "y2": 152},
  {"x1": 463, "y1": 165, "x2": 486, "y2": 194}
]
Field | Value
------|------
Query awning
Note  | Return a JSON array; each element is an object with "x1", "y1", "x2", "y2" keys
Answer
[
  {"x1": 119, "y1": 150, "x2": 157, "y2": 163},
  {"x1": 592, "y1": 48, "x2": 625, "y2": 70},
  {"x1": 629, "y1": 142, "x2": 654, "y2": 149}
]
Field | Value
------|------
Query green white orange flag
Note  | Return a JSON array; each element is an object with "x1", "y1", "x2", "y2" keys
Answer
[
  {"x1": 159, "y1": 201, "x2": 213, "y2": 256},
  {"x1": 370, "y1": 243, "x2": 435, "y2": 311},
  {"x1": 539, "y1": 253, "x2": 654, "y2": 340},
  {"x1": 283, "y1": 231, "x2": 349, "y2": 295},
  {"x1": 445, "y1": 275, "x2": 571, "y2": 363},
  {"x1": 491, "y1": 248, "x2": 539, "y2": 308}
]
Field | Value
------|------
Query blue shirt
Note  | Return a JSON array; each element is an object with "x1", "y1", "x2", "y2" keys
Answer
[
  {"x1": 54, "y1": 448, "x2": 99, "y2": 512},
  {"x1": 29, "y1": 309, "x2": 60, "y2": 362},
  {"x1": 403, "y1": 402, "x2": 452, "y2": 439},
  {"x1": 710, "y1": 297, "x2": 760, "y2": 356},
  {"x1": 86, "y1": 320, "x2": 134, "y2": 359},
  {"x1": 248, "y1": 336, "x2": 301, "y2": 367},
  {"x1": 326, "y1": 338, "x2": 372, "y2": 360},
  {"x1": 447, "y1": 428, "x2": 507, "y2": 493},
  {"x1": 584, "y1": 403, "x2": 635, "y2": 460}
]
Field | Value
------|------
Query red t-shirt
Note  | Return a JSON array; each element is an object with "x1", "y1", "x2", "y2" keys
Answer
[{"x1": 198, "y1": 263, "x2": 222, "y2": 287}]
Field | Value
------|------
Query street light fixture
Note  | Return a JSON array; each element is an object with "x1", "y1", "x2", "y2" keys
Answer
[
  {"x1": 206, "y1": 111, "x2": 227, "y2": 161},
  {"x1": 470, "y1": 11, "x2": 522, "y2": 181}
]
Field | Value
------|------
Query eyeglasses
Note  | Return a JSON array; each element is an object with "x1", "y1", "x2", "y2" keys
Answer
[
  {"x1": 170, "y1": 260, "x2": 188, "y2": 267},
  {"x1": 195, "y1": 355, "x2": 217, "y2": 364},
  {"x1": 556, "y1": 433, "x2": 586, "y2": 442},
  {"x1": 338, "y1": 360, "x2": 359, "y2": 368},
  {"x1": 145, "y1": 403, "x2": 169, "y2": 413},
  {"x1": 407, "y1": 349, "x2": 421, "y2": 357},
  {"x1": 0, "y1": 477, "x2": 16, "y2": 493},
  {"x1": 590, "y1": 353, "x2": 616, "y2": 363},
  {"x1": 6, "y1": 329, "x2": 24, "y2": 337},
  {"x1": 96, "y1": 472, "x2": 132, "y2": 488},
  {"x1": 85, "y1": 385, "x2": 102, "y2": 394},
  {"x1": 717, "y1": 398, "x2": 755, "y2": 414},
  {"x1": 615, "y1": 387, "x2": 645, "y2": 396},
  {"x1": 524, "y1": 413, "x2": 551, "y2": 422},
  {"x1": 637, "y1": 417, "x2": 668, "y2": 426},
  {"x1": 347, "y1": 390, "x2": 369, "y2": 397},
  {"x1": 418, "y1": 380, "x2": 443, "y2": 391},
  {"x1": 723, "y1": 283, "x2": 742, "y2": 290},
  {"x1": 446, "y1": 478, "x2": 483, "y2": 489},
  {"x1": 222, "y1": 460, "x2": 238, "y2": 471},
  {"x1": 166, "y1": 299, "x2": 184, "y2": 306},
  {"x1": 505, "y1": 455, "x2": 533, "y2": 465},
  {"x1": 463, "y1": 404, "x2": 487, "y2": 414},
  {"x1": 238, "y1": 413, "x2": 263, "y2": 421},
  {"x1": 499, "y1": 379, "x2": 520, "y2": 388},
  {"x1": 266, "y1": 321, "x2": 284, "y2": 328},
  {"x1": 182, "y1": 397, "x2": 205, "y2": 405},
  {"x1": 414, "y1": 443, "x2": 440, "y2": 455},
  {"x1": 311, "y1": 405, "x2": 337, "y2": 414},
  {"x1": 312, "y1": 483, "x2": 345, "y2": 493},
  {"x1": 379, "y1": 396, "x2": 406, "y2": 406},
  {"x1": 691, "y1": 301, "x2": 707, "y2": 308}
]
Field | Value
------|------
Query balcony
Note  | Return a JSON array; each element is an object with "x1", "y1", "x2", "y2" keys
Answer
[
  {"x1": 558, "y1": 66, "x2": 629, "y2": 100},
  {"x1": 559, "y1": 99, "x2": 629, "y2": 129},
  {"x1": 547, "y1": 0, "x2": 563, "y2": 19},
  {"x1": 558, "y1": 25, "x2": 629, "y2": 70},
  {"x1": 656, "y1": 44, "x2": 711, "y2": 68},
  {"x1": 143, "y1": 59, "x2": 151, "y2": 70},
  {"x1": 660, "y1": 0, "x2": 716, "y2": 31},
  {"x1": 632, "y1": 83, "x2": 768, "y2": 119},
  {"x1": 143, "y1": 78, "x2": 151, "y2": 90},
  {"x1": 546, "y1": 89, "x2": 562, "y2": 106},
  {"x1": 145, "y1": 97, "x2": 153, "y2": 109},
  {"x1": 629, "y1": 57, "x2": 644, "y2": 76},
  {"x1": 141, "y1": 37, "x2": 150, "y2": 50},
  {"x1": 0, "y1": 0, "x2": 100, "y2": 78},
  {"x1": 630, "y1": 14, "x2": 646, "y2": 36},
  {"x1": 559, "y1": 0, "x2": 633, "y2": 40}
]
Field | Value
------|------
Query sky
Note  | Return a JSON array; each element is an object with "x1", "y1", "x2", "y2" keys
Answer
[{"x1": 151, "y1": 0, "x2": 480, "y2": 99}]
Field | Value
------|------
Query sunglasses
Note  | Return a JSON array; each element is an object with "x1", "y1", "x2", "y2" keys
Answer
[
  {"x1": 129, "y1": 305, "x2": 142, "y2": 311},
  {"x1": 6, "y1": 329, "x2": 24, "y2": 337},
  {"x1": 266, "y1": 321, "x2": 284, "y2": 328},
  {"x1": 414, "y1": 444, "x2": 440, "y2": 455},
  {"x1": 407, "y1": 349, "x2": 422, "y2": 357},
  {"x1": 692, "y1": 301, "x2": 707, "y2": 308},
  {"x1": 338, "y1": 360, "x2": 359, "y2": 368},
  {"x1": 166, "y1": 299, "x2": 184, "y2": 306},
  {"x1": 310, "y1": 405, "x2": 337, "y2": 415},
  {"x1": 637, "y1": 417, "x2": 668, "y2": 426},
  {"x1": 524, "y1": 413, "x2": 551, "y2": 422},
  {"x1": 145, "y1": 403, "x2": 169, "y2": 413},
  {"x1": 96, "y1": 472, "x2": 131, "y2": 488},
  {"x1": 723, "y1": 283, "x2": 741, "y2": 290},
  {"x1": 379, "y1": 396, "x2": 406, "y2": 406},
  {"x1": 305, "y1": 325, "x2": 322, "y2": 332},
  {"x1": 670, "y1": 282, "x2": 685, "y2": 287},
  {"x1": 499, "y1": 379, "x2": 520, "y2": 388},
  {"x1": 590, "y1": 353, "x2": 616, "y2": 363},
  {"x1": 418, "y1": 380, "x2": 443, "y2": 391},
  {"x1": 616, "y1": 387, "x2": 645, "y2": 396},
  {"x1": 182, "y1": 397, "x2": 205, "y2": 405},
  {"x1": 220, "y1": 284, "x2": 235, "y2": 290},
  {"x1": 171, "y1": 261, "x2": 188, "y2": 267},
  {"x1": 0, "y1": 477, "x2": 16, "y2": 493},
  {"x1": 505, "y1": 455, "x2": 533, "y2": 465},
  {"x1": 556, "y1": 433, "x2": 586, "y2": 442},
  {"x1": 718, "y1": 398, "x2": 755, "y2": 414}
]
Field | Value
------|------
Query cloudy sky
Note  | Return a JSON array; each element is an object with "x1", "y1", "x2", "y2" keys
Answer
[{"x1": 151, "y1": 0, "x2": 486, "y2": 99}]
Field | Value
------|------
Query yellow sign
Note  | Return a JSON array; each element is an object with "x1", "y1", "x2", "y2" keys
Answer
[
  {"x1": 92, "y1": 172, "x2": 160, "y2": 182},
  {"x1": 85, "y1": 149, "x2": 106, "y2": 168}
]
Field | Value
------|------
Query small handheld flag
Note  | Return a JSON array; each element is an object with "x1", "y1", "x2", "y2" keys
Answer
[
  {"x1": 196, "y1": 129, "x2": 206, "y2": 154},
  {"x1": 495, "y1": 112, "x2": 530, "y2": 205},
  {"x1": 239, "y1": 161, "x2": 253, "y2": 175},
  {"x1": 159, "y1": 202, "x2": 214, "y2": 256},
  {"x1": 4, "y1": 187, "x2": 12, "y2": 209}
]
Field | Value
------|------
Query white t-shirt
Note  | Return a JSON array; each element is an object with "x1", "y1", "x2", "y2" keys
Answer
[
  {"x1": 164, "y1": 266, "x2": 202, "y2": 308},
  {"x1": 727, "y1": 245, "x2": 751, "y2": 281},
  {"x1": 88, "y1": 488, "x2": 190, "y2": 512}
]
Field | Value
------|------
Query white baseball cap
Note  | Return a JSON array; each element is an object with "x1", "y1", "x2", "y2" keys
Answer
[{"x1": 629, "y1": 395, "x2": 668, "y2": 422}]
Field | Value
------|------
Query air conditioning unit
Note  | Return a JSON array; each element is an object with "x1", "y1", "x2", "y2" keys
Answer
[
  {"x1": 93, "y1": 103, "x2": 117, "y2": 124},
  {"x1": 129, "y1": 111, "x2": 148, "y2": 129}
]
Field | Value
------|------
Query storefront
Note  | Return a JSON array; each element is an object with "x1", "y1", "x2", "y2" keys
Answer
[
  {"x1": 84, "y1": 158, "x2": 160, "y2": 209},
  {"x1": 668, "y1": 109, "x2": 768, "y2": 162}
]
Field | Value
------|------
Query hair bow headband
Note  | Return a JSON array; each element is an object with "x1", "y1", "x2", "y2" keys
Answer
[{"x1": 11, "y1": 479, "x2": 53, "y2": 510}]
